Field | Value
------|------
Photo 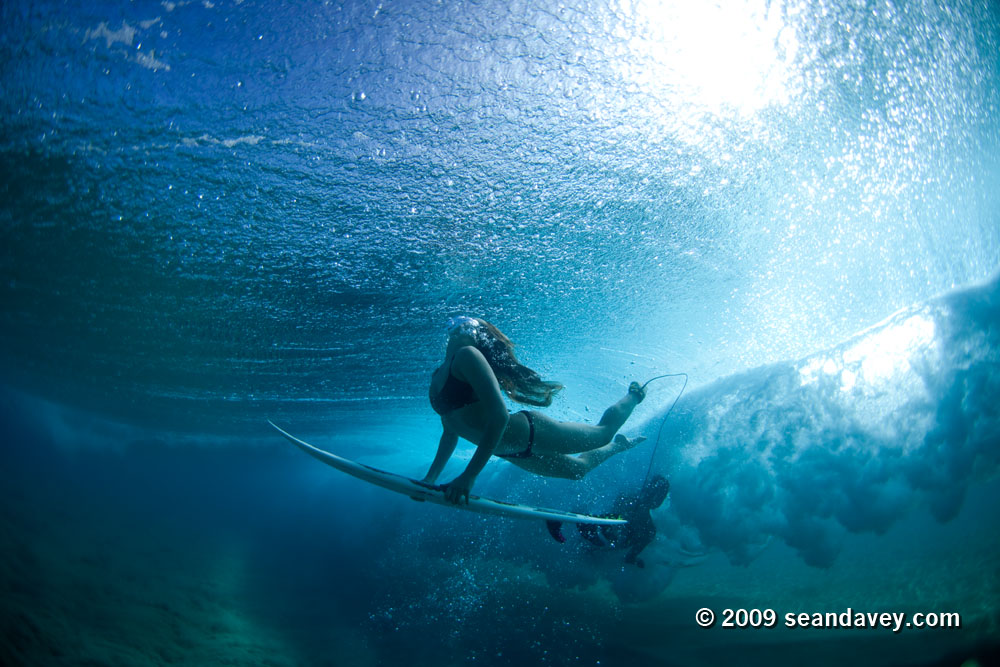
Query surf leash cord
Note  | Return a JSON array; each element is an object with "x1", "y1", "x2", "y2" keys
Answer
[{"x1": 638, "y1": 372, "x2": 688, "y2": 489}]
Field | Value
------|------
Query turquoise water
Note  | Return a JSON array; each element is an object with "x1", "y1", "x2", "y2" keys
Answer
[{"x1": 2, "y1": 0, "x2": 999, "y2": 665}]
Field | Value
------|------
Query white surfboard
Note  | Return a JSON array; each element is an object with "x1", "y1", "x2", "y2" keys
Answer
[{"x1": 269, "y1": 421, "x2": 626, "y2": 526}]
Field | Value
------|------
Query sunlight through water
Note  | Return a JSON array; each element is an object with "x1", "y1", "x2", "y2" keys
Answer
[{"x1": 618, "y1": 0, "x2": 800, "y2": 119}]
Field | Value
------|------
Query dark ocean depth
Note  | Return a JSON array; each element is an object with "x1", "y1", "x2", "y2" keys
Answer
[{"x1": 2, "y1": 1, "x2": 1000, "y2": 665}]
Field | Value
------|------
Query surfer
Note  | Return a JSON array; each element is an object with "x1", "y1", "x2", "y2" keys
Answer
[
  {"x1": 424, "y1": 316, "x2": 648, "y2": 504},
  {"x1": 571, "y1": 475, "x2": 671, "y2": 567}
]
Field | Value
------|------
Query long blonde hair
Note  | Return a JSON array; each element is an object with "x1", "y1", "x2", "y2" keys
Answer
[{"x1": 467, "y1": 318, "x2": 563, "y2": 407}]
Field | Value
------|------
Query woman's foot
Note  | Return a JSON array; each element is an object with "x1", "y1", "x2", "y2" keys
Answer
[
  {"x1": 574, "y1": 434, "x2": 650, "y2": 476},
  {"x1": 613, "y1": 433, "x2": 647, "y2": 452},
  {"x1": 628, "y1": 381, "x2": 646, "y2": 403}
]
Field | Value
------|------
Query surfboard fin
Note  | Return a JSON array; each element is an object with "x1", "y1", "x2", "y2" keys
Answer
[{"x1": 545, "y1": 520, "x2": 567, "y2": 543}]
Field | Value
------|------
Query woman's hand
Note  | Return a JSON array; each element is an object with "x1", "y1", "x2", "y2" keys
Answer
[{"x1": 443, "y1": 472, "x2": 475, "y2": 504}]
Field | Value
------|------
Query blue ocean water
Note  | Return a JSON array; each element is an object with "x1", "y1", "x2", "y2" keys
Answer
[{"x1": 2, "y1": 0, "x2": 999, "y2": 665}]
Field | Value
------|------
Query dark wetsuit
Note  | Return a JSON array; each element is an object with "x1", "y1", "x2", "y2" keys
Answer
[
  {"x1": 596, "y1": 498, "x2": 658, "y2": 565},
  {"x1": 576, "y1": 477, "x2": 670, "y2": 565}
]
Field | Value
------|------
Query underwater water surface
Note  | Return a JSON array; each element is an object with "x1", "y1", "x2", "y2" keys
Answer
[{"x1": 2, "y1": 0, "x2": 999, "y2": 665}]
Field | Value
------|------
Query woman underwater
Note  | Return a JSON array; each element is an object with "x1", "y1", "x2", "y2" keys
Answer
[{"x1": 424, "y1": 316, "x2": 648, "y2": 504}]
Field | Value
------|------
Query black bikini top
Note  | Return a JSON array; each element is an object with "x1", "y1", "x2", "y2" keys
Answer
[{"x1": 429, "y1": 362, "x2": 478, "y2": 415}]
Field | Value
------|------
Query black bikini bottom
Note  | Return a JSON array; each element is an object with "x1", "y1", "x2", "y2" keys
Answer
[{"x1": 496, "y1": 410, "x2": 534, "y2": 459}]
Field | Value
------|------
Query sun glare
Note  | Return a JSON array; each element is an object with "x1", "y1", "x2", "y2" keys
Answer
[
  {"x1": 617, "y1": 0, "x2": 800, "y2": 118},
  {"x1": 798, "y1": 312, "x2": 938, "y2": 395},
  {"x1": 843, "y1": 313, "x2": 937, "y2": 386}
]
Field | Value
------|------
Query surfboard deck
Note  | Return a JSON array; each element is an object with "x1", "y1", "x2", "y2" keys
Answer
[{"x1": 269, "y1": 421, "x2": 625, "y2": 526}]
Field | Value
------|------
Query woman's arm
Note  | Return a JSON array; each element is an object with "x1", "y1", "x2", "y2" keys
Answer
[
  {"x1": 422, "y1": 428, "x2": 458, "y2": 484},
  {"x1": 449, "y1": 410, "x2": 508, "y2": 494},
  {"x1": 442, "y1": 346, "x2": 510, "y2": 503}
]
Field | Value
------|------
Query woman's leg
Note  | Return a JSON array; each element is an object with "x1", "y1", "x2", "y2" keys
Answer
[
  {"x1": 531, "y1": 387, "x2": 643, "y2": 455},
  {"x1": 505, "y1": 434, "x2": 647, "y2": 480}
]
